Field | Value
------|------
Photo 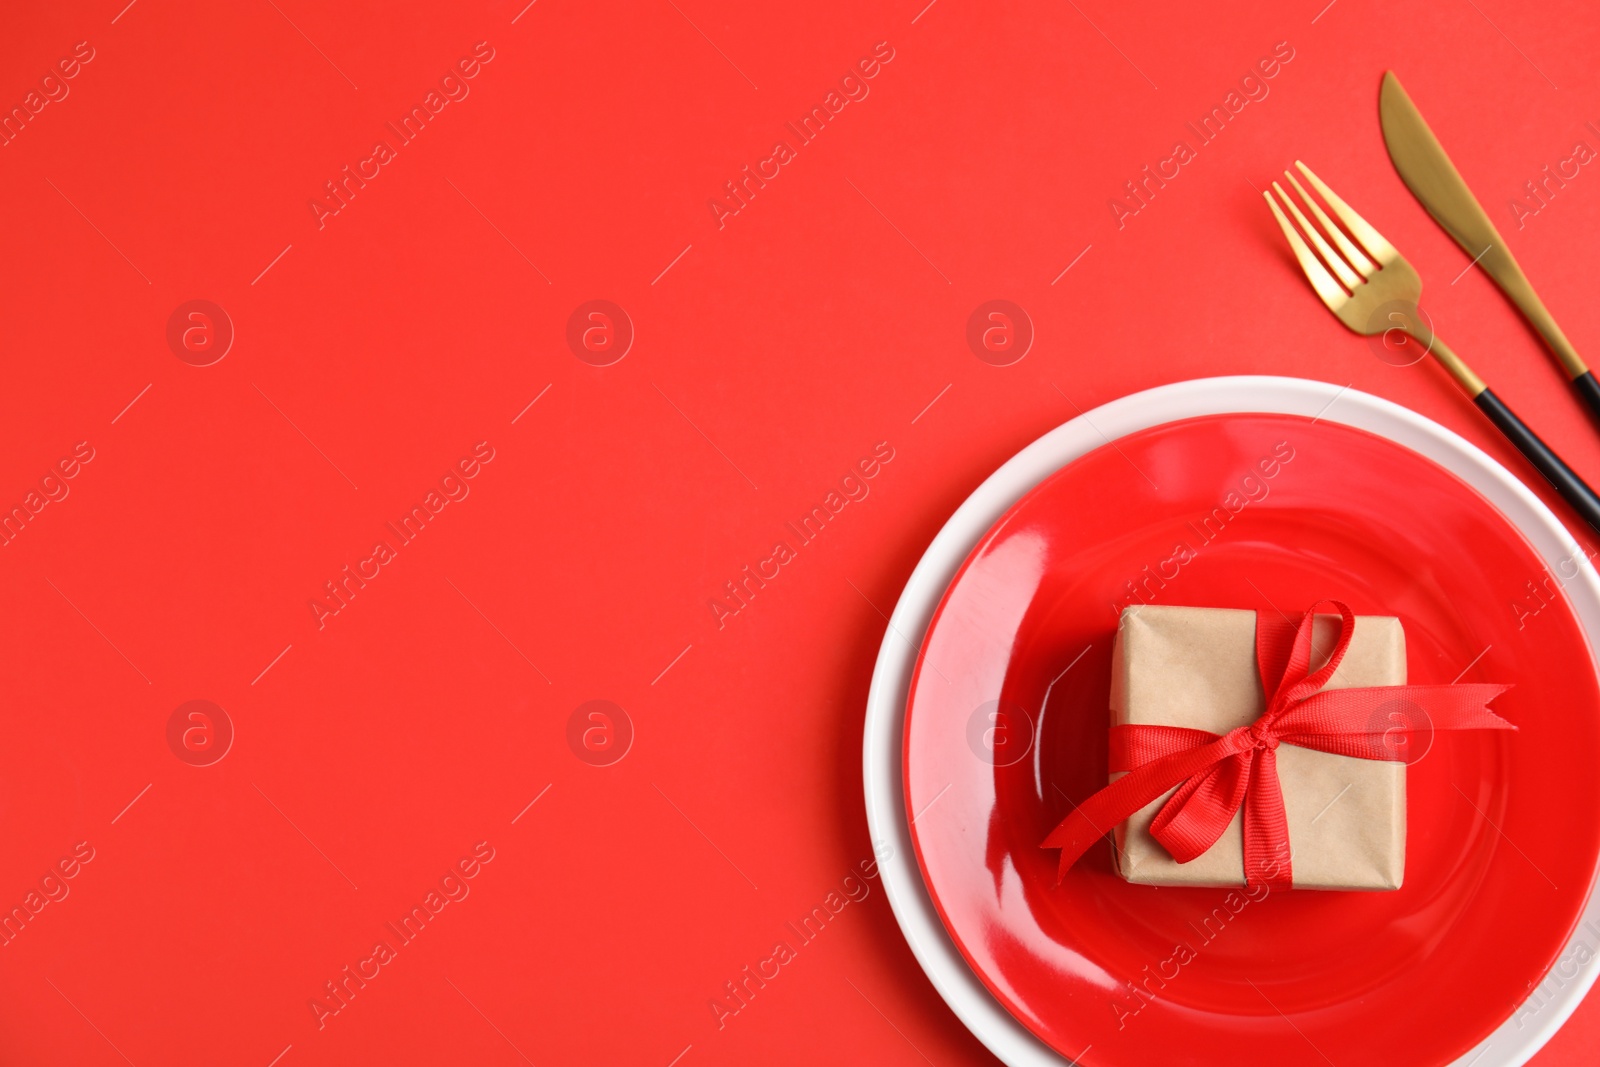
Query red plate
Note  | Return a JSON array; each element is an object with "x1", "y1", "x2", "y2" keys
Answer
[{"x1": 903, "y1": 413, "x2": 1600, "y2": 1066}]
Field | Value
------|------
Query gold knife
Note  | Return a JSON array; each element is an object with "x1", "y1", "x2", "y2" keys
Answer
[{"x1": 1378, "y1": 70, "x2": 1600, "y2": 421}]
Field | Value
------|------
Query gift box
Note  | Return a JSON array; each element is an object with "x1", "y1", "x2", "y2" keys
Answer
[
  {"x1": 1110, "y1": 604, "x2": 1406, "y2": 890},
  {"x1": 1041, "y1": 599, "x2": 1514, "y2": 892}
]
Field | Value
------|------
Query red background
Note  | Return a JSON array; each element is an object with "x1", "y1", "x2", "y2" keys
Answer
[{"x1": 2, "y1": 0, "x2": 1598, "y2": 1064}]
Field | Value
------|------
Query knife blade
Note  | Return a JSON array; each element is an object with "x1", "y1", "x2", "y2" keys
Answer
[{"x1": 1378, "y1": 70, "x2": 1600, "y2": 419}]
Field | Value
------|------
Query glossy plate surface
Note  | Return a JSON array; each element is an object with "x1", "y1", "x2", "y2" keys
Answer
[{"x1": 901, "y1": 409, "x2": 1600, "y2": 1066}]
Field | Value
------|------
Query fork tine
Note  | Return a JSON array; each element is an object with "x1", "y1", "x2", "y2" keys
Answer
[
  {"x1": 1264, "y1": 188, "x2": 1346, "y2": 310},
  {"x1": 1272, "y1": 180, "x2": 1361, "y2": 291},
  {"x1": 1294, "y1": 160, "x2": 1397, "y2": 263},
  {"x1": 1285, "y1": 171, "x2": 1376, "y2": 279}
]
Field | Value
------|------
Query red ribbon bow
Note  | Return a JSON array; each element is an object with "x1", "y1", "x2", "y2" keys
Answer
[{"x1": 1041, "y1": 601, "x2": 1514, "y2": 887}]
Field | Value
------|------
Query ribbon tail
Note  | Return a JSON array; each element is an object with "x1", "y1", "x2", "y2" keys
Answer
[
  {"x1": 1042, "y1": 735, "x2": 1239, "y2": 881},
  {"x1": 1276, "y1": 683, "x2": 1517, "y2": 762}
]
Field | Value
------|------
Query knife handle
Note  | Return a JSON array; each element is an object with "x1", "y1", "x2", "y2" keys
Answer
[
  {"x1": 1474, "y1": 388, "x2": 1600, "y2": 536},
  {"x1": 1572, "y1": 371, "x2": 1600, "y2": 429}
]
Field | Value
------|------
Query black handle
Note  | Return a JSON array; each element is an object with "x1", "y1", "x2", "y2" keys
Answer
[
  {"x1": 1475, "y1": 388, "x2": 1600, "y2": 536},
  {"x1": 1572, "y1": 370, "x2": 1600, "y2": 429}
]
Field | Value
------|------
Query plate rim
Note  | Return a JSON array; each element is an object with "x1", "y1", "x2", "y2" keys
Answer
[{"x1": 861, "y1": 375, "x2": 1600, "y2": 1067}]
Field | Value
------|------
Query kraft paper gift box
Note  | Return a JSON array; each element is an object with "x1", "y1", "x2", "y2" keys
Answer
[{"x1": 1109, "y1": 604, "x2": 1406, "y2": 890}]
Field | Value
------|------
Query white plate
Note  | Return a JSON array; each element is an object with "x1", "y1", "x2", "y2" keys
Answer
[{"x1": 861, "y1": 375, "x2": 1600, "y2": 1067}]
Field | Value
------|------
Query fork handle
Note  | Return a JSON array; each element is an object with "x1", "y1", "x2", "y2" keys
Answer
[{"x1": 1474, "y1": 388, "x2": 1600, "y2": 536}]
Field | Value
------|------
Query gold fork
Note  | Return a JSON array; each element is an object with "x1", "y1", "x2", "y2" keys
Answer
[{"x1": 1266, "y1": 161, "x2": 1600, "y2": 536}]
